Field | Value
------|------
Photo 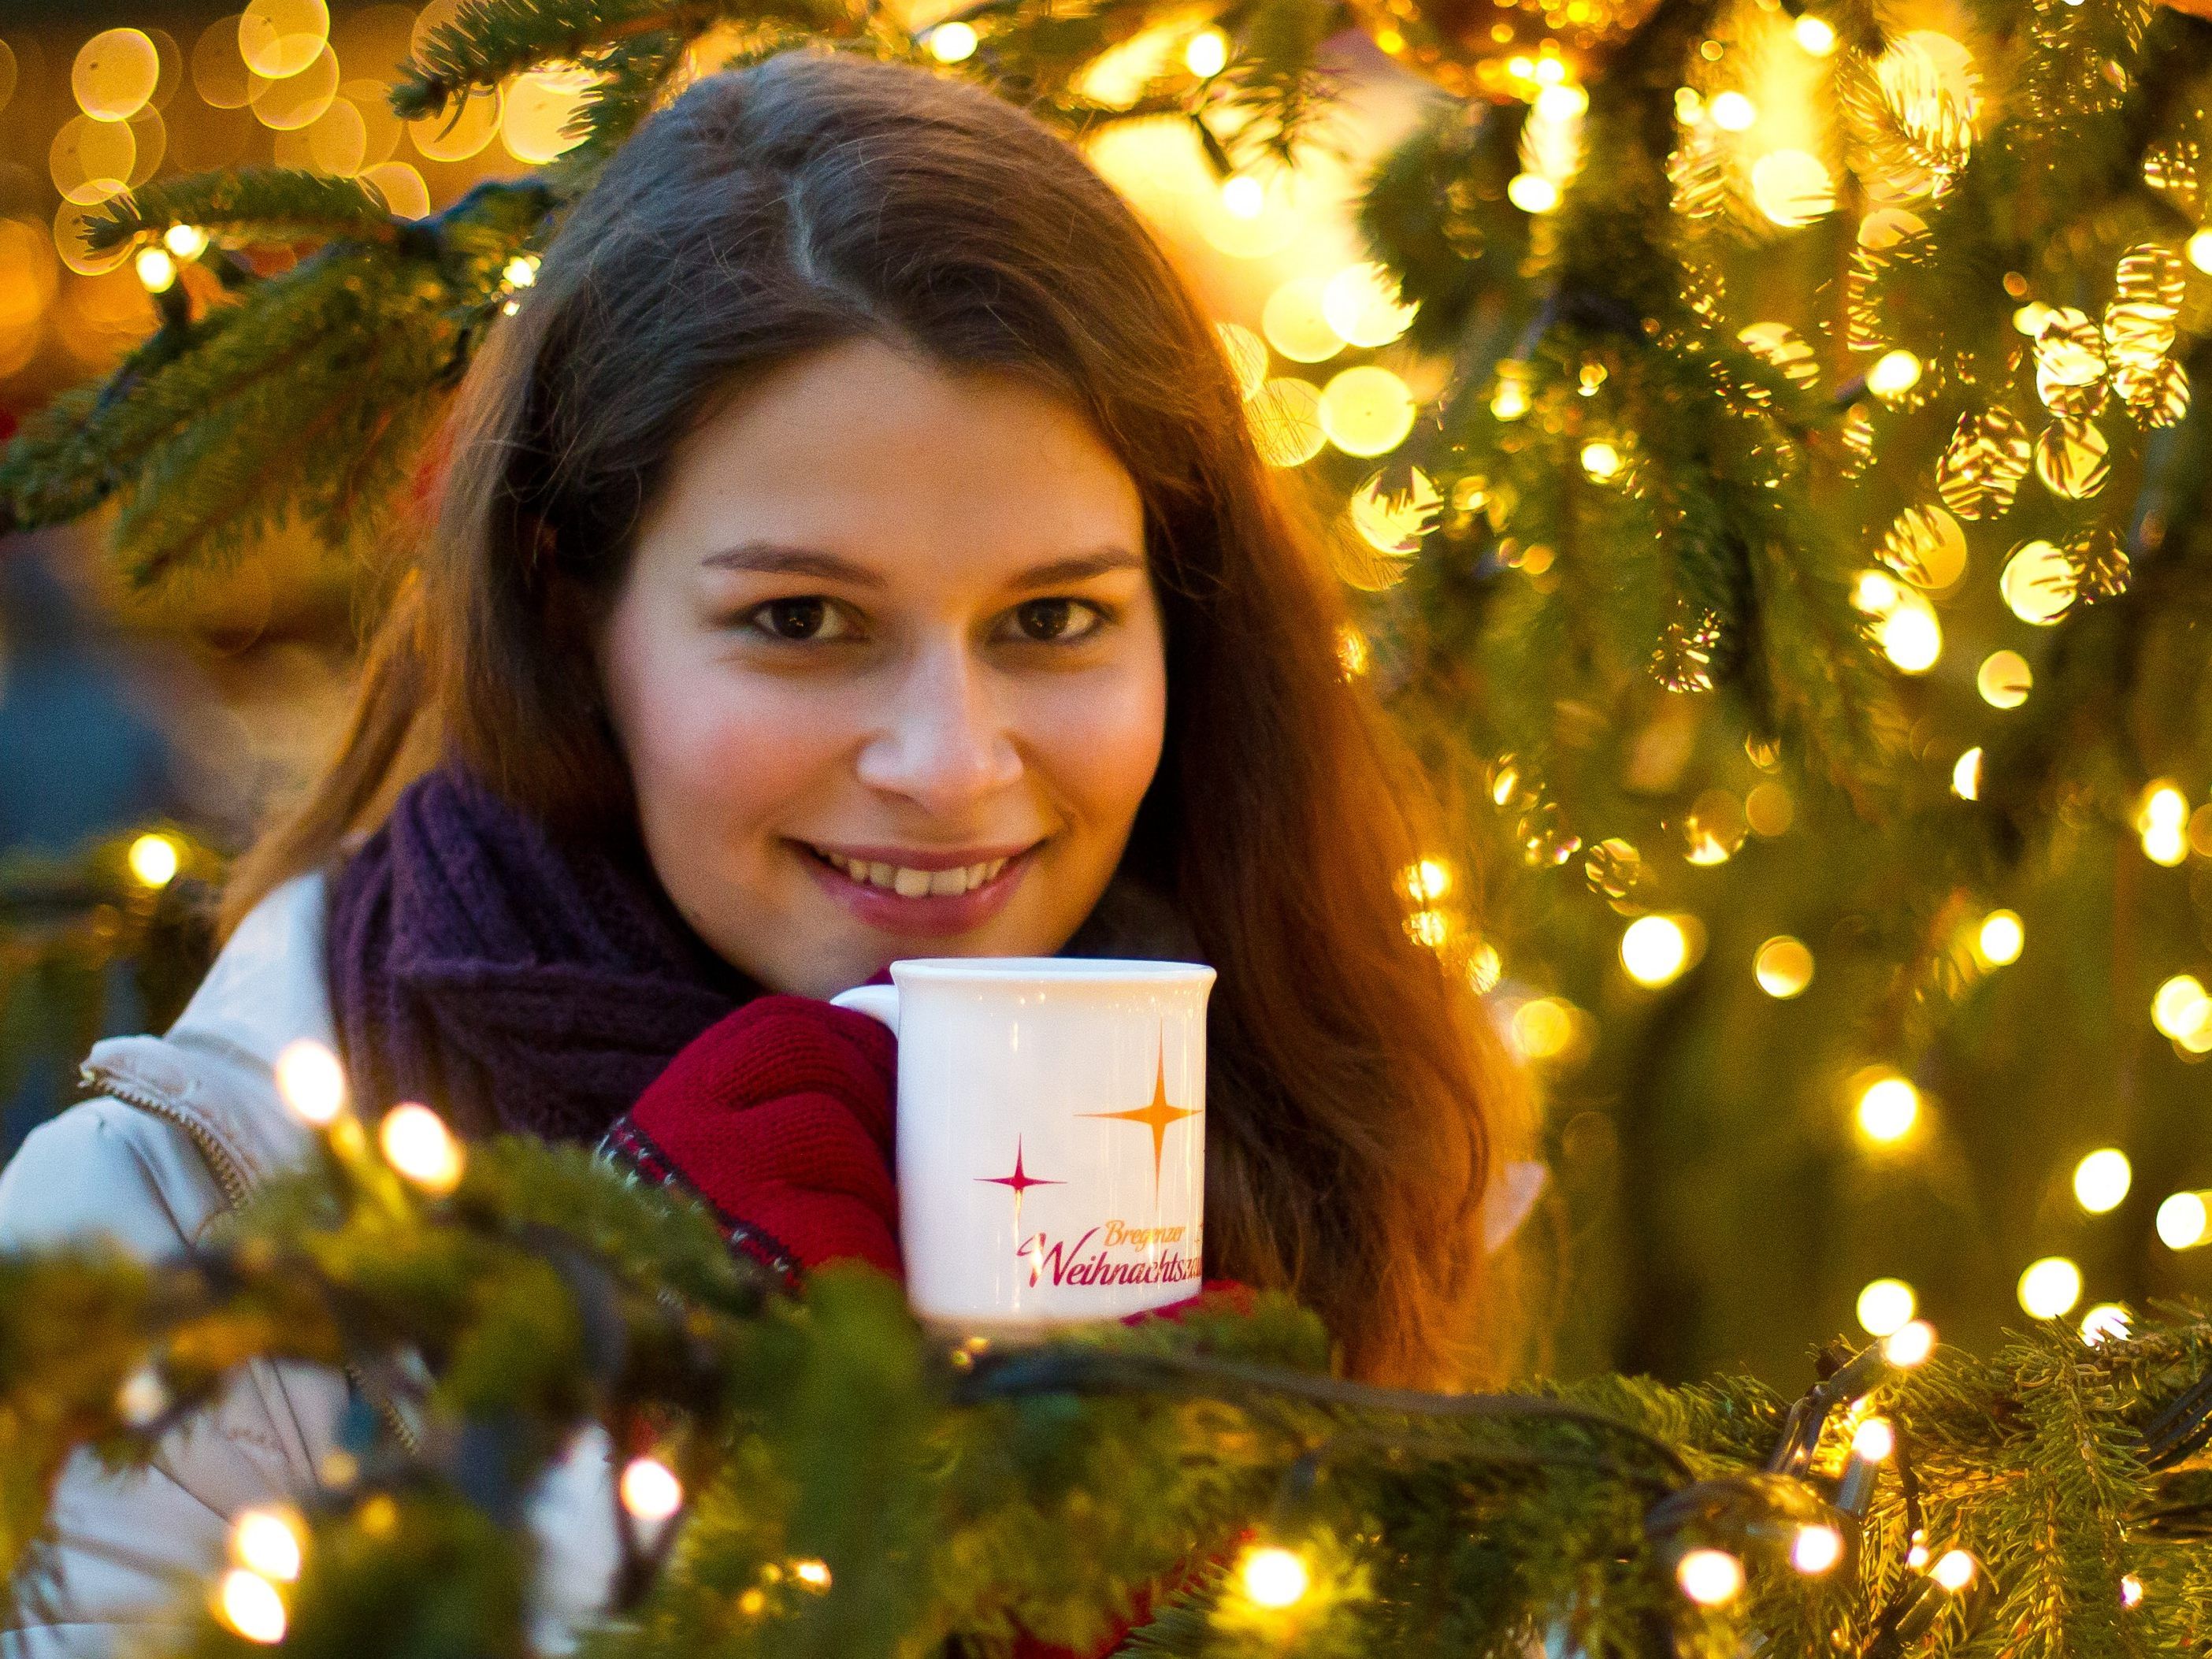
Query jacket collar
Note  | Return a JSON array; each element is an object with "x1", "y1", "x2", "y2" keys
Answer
[{"x1": 79, "y1": 873, "x2": 332, "y2": 1198}]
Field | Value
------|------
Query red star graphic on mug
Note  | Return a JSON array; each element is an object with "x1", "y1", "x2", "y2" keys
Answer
[
  {"x1": 1082, "y1": 1035, "x2": 1201, "y2": 1191},
  {"x1": 977, "y1": 1135, "x2": 1063, "y2": 1234}
]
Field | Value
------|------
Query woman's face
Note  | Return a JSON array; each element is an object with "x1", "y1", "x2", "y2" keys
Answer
[{"x1": 600, "y1": 337, "x2": 1167, "y2": 999}]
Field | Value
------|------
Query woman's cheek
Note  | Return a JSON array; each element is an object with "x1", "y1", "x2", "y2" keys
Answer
[
  {"x1": 1026, "y1": 658, "x2": 1167, "y2": 825},
  {"x1": 630, "y1": 657, "x2": 843, "y2": 855}
]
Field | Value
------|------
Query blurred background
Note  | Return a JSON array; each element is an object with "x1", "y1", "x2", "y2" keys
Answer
[{"x1": 3, "y1": 0, "x2": 2210, "y2": 1393}]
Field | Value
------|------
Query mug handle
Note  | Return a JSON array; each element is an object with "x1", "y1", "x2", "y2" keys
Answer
[{"x1": 830, "y1": 983, "x2": 900, "y2": 1034}]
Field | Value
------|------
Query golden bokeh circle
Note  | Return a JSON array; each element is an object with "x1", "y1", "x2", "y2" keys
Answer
[
  {"x1": 502, "y1": 63, "x2": 595, "y2": 164},
  {"x1": 1319, "y1": 365, "x2": 1416, "y2": 458},
  {"x1": 340, "y1": 79, "x2": 403, "y2": 169},
  {"x1": 53, "y1": 200, "x2": 133, "y2": 276},
  {"x1": 251, "y1": 42, "x2": 340, "y2": 128},
  {"x1": 0, "y1": 40, "x2": 19, "y2": 116},
  {"x1": 409, "y1": 85, "x2": 502, "y2": 161},
  {"x1": 239, "y1": 0, "x2": 331, "y2": 80},
  {"x1": 1260, "y1": 276, "x2": 1340, "y2": 364},
  {"x1": 305, "y1": 97, "x2": 367, "y2": 174},
  {"x1": 73, "y1": 28, "x2": 161, "y2": 122},
  {"x1": 192, "y1": 17, "x2": 255, "y2": 108},
  {"x1": 1249, "y1": 377, "x2": 1326, "y2": 467},
  {"x1": 50, "y1": 114, "x2": 136, "y2": 206},
  {"x1": 360, "y1": 160, "x2": 431, "y2": 218}
]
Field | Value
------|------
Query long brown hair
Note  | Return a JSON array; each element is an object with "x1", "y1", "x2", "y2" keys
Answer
[{"x1": 228, "y1": 48, "x2": 1524, "y2": 1387}]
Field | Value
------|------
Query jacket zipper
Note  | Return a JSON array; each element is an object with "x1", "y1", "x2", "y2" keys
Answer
[{"x1": 87, "y1": 1068, "x2": 422, "y2": 1454}]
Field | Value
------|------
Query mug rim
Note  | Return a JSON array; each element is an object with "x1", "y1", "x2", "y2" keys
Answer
[{"x1": 887, "y1": 956, "x2": 1215, "y2": 985}]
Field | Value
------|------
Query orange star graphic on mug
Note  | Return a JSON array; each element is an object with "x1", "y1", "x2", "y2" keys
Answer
[{"x1": 1082, "y1": 1036, "x2": 1201, "y2": 1190}]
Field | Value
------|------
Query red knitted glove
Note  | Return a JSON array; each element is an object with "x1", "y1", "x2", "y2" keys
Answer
[{"x1": 600, "y1": 995, "x2": 901, "y2": 1286}]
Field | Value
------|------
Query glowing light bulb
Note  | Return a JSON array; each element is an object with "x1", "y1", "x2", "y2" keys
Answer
[
  {"x1": 1709, "y1": 91, "x2": 1757, "y2": 131},
  {"x1": 1866, "y1": 349, "x2": 1923, "y2": 401},
  {"x1": 1931, "y1": 1550, "x2": 1976, "y2": 1593},
  {"x1": 379, "y1": 1104, "x2": 465, "y2": 1195},
  {"x1": 503, "y1": 253, "x2": 539, "y2": 288},
  {"x1": 1855, "y1": 1278, "x2": 1915, "y2": 1338},
  {"x1": 2081, "y1": 1303, "x2": 2131, "y2": 1344},
  {"x1": 1976, "y1": 910, "x2": 2023, "y2": 967},
  {"x1": 216, "y1": 1569, "x2": 287, "y2": 1644},
  {"x1": 1855, "y1": 1075, "x2": 1919, "y2": 1144},
  {"x1": 2152, "y1": 975, "x2": 2212, "y2": 1043},
  {"x1": 135, "y1": 247, "x2": 176, "y2": 293},
  {"x1": 1792, "y1": 14, "x2": 1836, "y2": 54},
  {"x1": 1219, "y1": 175, "x2": 1265, "y2": 219},
  {"x1": 1676, "y1": 1547, "x2": 1744, "y2": 1605},
  {"x1": 2157, "y1": 1191, "x2": 2208, "y2": 1249},
  {"x1": 1754, "y1": 937, "x2": 1813, "y2": 999},
  {"x1": 2137, "y1": 782, "x2": 2189, "y2": 867},
  {"x1": 792, "y1": 1558, "x2": 832, "y2": 1590},
  {"x1": 618, "y1": 1457, "x2": 684, "y2": 1521},
  {"x1": 1884, "y1": 1319, "x2": 1936, "y2": 1367},
  {"x1": 2072, "y1": 1149, "x2": 2131, "y2": 1215},
  {"x1": 231, "y1": 1508, "x2": 303, "y2": 1583},
  {"x1": 1240, "y1": 1545, "x2": 1310, "y2": 1609},
  {"x1": 1579, "y1": 440, "x2": 1623, "y2": 481},
  {"x1": 1952, "y1": 747, "x2": 1983, "y2": 801},
  {"x1": 1535, "y1": 82, "x2": 1588, "y2": 121},
  {"x1": 1183, "y1": 28, "x2": 1228, "y2": 77},
  {"x1": 164, "y1": 223, "x2": 209, "y2": 260},
  {"x1": 1507, "y1": 173, "x2": 1560, "y2": 213},
  {"x1": 1852, "y1": 1417, "x2": 1895, "y2": 1462},
  {"x1": 2191, "y1": 230, "x2": 2212, "y2": 276},
  {"x1": 1879, "y1": 603, "x2": 1941, "y2": 673},
  {"x1": 1620, "y1": 915, "x2": 1691, "y2": 988},
  {"x1": 127, "y1": 832, "x2": 180, "y2": 888},
  {"x1": 273, "y1": 1038, "x2": 347, "y2": 1126},
  {"x1": 927, "y1": 20, "x2": 978, "y2": 61},
  {"x1": 1791, "y1": 1523, "x2": 1843, "y2": 1574},
  {"x1": 2121, "y1": 1572, "x2": 2145, "y2": 1608},
  {"x1": 2017, "y1": 1256, "x2": 2082, "y2": 1319},
  {"x1": 1977, "y1": 650, "x2": 2032, "y2": 709}
]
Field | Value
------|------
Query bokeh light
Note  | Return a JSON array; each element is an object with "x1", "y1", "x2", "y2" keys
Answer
[
  {"x1": 2072, "y1": 1149, "x2": 2131, "y2": 1215},
  {"x1": 1975, "y1": 909, "x2": 2023, "y2": 967},
  {"x1": 2017, "y1": 1256, "x2": 2082, "y2": 1319},
  {"x1": 1977, "y1": 650, "x2": 2032, "y2": 708},
  {"x1": 1754, "y1": 936, "x2": 1813, "y2": 998},
  {"x1": 1240, "y1": 1545, "x2": 1311, "y2": 1609},
  {"x1": 73, "y1": 29, "x2": 161, "y2": 122},
  {"x1": 1247, "y1": 377, "x2": 1326, "y2": 467},
  {"x1": 1620, "y1": 915, "x2": 1690, "y2": 987},
  {"x1": 2158, "y1": 1191, "x2": 2210, "y2": 1250},
  {"x1": 1318, "y1": 365, "x2": 1415, "y2": 457},
  {"x1": 1855, "y1": 1074, "x2": 1919, "y2": 1144},
  {"x1": 1855, "y1": 1276, "x2": 1915, "y2": 1337},
  {"x1": 238, "y1": 0, "x2": 330, "y2": 79}
]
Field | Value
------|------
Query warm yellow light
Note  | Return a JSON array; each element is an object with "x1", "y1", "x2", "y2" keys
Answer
[
  {"x1": 2139, "y1": 783, "x2": 2189, "y2": 867},
  {"x1": 134, "y1": 247, "x2": 177, "y2": 294},
  {"x1": 618, "y1": 1456, "x2": 684, "y2": 1521},
  {"x1": 1977, "y1": 650, "x2": 2032, "y2": 709},
  {"x1": 503, "y1": 253, "x2": 540, "y2": 289},
  {"x1": 2018, "y1": 1256, "x2": 2082, "y2": 1319},
  {"x1": 1867, "y1": 349, "x2": 1923, "y2": 401},
  {"x1": 2158, "y1": 1191, "x2": 2209, "y2": 1249},
  {"x1": 2152, "y1": 974, "x2": 2212, "y2": 1041},
  {"x1": 126, "y1": 832, "x2": 181, "y2": 887},
  {"x1": 1951, "y1": 747, "x2": 1983, "y2": 801},
  {"x1": 239, "y1": 0, "x2": 329, "y2": 79},
  {"x1": 1879, "y1": 603, "x2": 1941, "y2": 673},
  {"x1": 1247, "y1": 378, "x2": 1326, "y2": 468},
  {"x1": 1856, "y1": 1075, "x2": 1919, "y2": 1144},
  {"x1": 2073, "y1": 1149, "x2": 2132, "y2": 1215},
  {"x1": 1709, "y1": 90, "x2": 1757, "y2": 131},
  {"x1": 1750, "y1": 149, "x2": 1835, "y2": 228},
  {"x1": 1754, "y1": 937, "x2": 1813, "y2": 999},
  {"x1": 1884, "y1": 1319, "x2": 1936, "y2": 1366},
  {"x1": 379, "y1": 1104, "x2": 465, "y2": 1195},
  {"x1": 164, "y1": 224, "x2": 210, "y2": 260},
  {"x1": 1219, "y1": 174, "x2": 1265, "y2": 219},
  {"x1": 231, "y1": 1508, "x2": 303, "y2": 1583},
  {"x1": 1183, "y1": 27, "x2": 1228, "y2": 77},
  {"x1": 2081, "y1": 1303, "x2": 2132, "y2": 1344},
  {"x1": 2121, "y1": 1572, "x2": 2145, "y2": 1608},
  {"x1": 1318, "y1": 365, "x2": 1416, "y2": 458},
  {"x1": 2013, "y1": 301, "x2": 2054, "y2": 336},
  {"x1": 1931, "y1": 1550, "x2": 1976, "y2": 1593},
  {"x1": 1791, "y1": 1523, "x2": 1843, "y2": 1574},
  {"x1": 1792, "y1": 15, "x2": 1836, "y2": 54},
  {"x1": 1261, "y1": 276, "x2": 1343, "y2": 364},
  {"x1": 1851, "y1": 1417, "x2": 1895, "y2": 1463},
  {"x1": 1620, "y1": 915, "x2": 1690, "y2": 988},
  {"x1": 791, "y1": 1558, "x2": 832, "y2": 1590},
  {"x1": 1976, "y1": 910, "x2": 2023, "y2": 967},
  {"x1": 1490, "y1": 366, "x2": 1532, "y2": 421},
  {"x1": 216, "y1": 1569, "x2": 287, "y2": 1644},
  {"x1": 1215, "y1": 322, "x2": 1268, "y2": 399},
  {"x1": 1406, "y1": 858, "x2": 1452, "y2": 901},
  {"x1": 73, "y1": 28, "x2": 161, "y2": 122},
  {"x1": 1676, "y1": 1547, "x2": 1744, "y2": 1606},
  {"x1": 927, "y1": 20, "x2": 978, "y2": 61},
  {"x1": 2001, "y1": 540, "x2": 2077, "y2": 626},
  {"x1": 1240, "y1": 1545, "x2": 1310, "y2": 1609},
  {"x1": 1855, "y1": 1277, "x2": 1916, "y2": 1338},
  {"x1": 1321, "y1": 262, "x2": 1417, "y2": 349},
  {"x1": 1509, "y1": 997, "x2": 1576, "y2": 1060},
  {"x1": 1579, "y1": 440, "x2": 1623, "y2": 481},
  {"x1": 273, "y1": 1038, "x2": 347, "y2": 1126},
  {"x1": 2190, "y1": 230, "x2": 2212, "y2": 276},
  {"x1": 1507, "y1": 173, "x2": 1560, "y2": 213}
]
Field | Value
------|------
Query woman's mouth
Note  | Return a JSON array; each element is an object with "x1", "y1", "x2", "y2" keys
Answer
[{"x1": 794, "y1": 840, "x2": 1036, "y2": 936}]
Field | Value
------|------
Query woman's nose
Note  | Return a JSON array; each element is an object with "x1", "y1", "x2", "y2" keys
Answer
[{"x1": 854, "y1": 642, "x2": 1022, "y2": 814}]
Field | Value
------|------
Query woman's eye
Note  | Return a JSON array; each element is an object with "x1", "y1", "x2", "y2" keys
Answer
[
  {"x1": 1009, "y1": 599, "x2": 1103, "y2": 644},
  {"x1": 748, "y1": 598, "x2": 844, "y2": 641}
]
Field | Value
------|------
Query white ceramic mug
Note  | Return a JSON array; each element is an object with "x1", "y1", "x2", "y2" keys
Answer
[{"x1": 832, "y1": 957, "x2": 1215, "y2": 1334}]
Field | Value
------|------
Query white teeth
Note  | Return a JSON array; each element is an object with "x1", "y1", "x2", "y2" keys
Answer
[{"x1": 816, "y1": 849, "x2": 1016, "y2": 897}]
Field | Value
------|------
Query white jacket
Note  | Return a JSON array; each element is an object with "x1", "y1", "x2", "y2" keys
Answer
[{"x1": 0, "y1": 875, "x2": 618, "y2": 1659}]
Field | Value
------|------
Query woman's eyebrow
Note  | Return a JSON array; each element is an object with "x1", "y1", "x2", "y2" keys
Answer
[{"x1": 701, "y1": 544, "x2": 1144, "y2": 588}]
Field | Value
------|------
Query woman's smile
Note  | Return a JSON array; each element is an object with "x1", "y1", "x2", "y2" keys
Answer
[{"x1": 794, "y1": 837, "x2": 1041, "y2": 936}]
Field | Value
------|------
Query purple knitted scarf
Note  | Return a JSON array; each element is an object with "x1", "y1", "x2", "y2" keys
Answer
[
  {"x1": 326, "y1": 766, "x2": 756, "y2": 1142},
  {"x1": 327, "y1": 765, "x2": 1202, "y2": 1143}
]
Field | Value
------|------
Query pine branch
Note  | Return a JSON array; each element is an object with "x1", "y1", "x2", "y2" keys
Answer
[{"x1": 88, "y1": 169, "x2": 403, "y2": 251}]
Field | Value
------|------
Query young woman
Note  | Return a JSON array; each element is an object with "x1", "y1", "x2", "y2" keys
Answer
[{"x1": 0, "y1": 47, "x2": 1526, "y2": 1657}]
